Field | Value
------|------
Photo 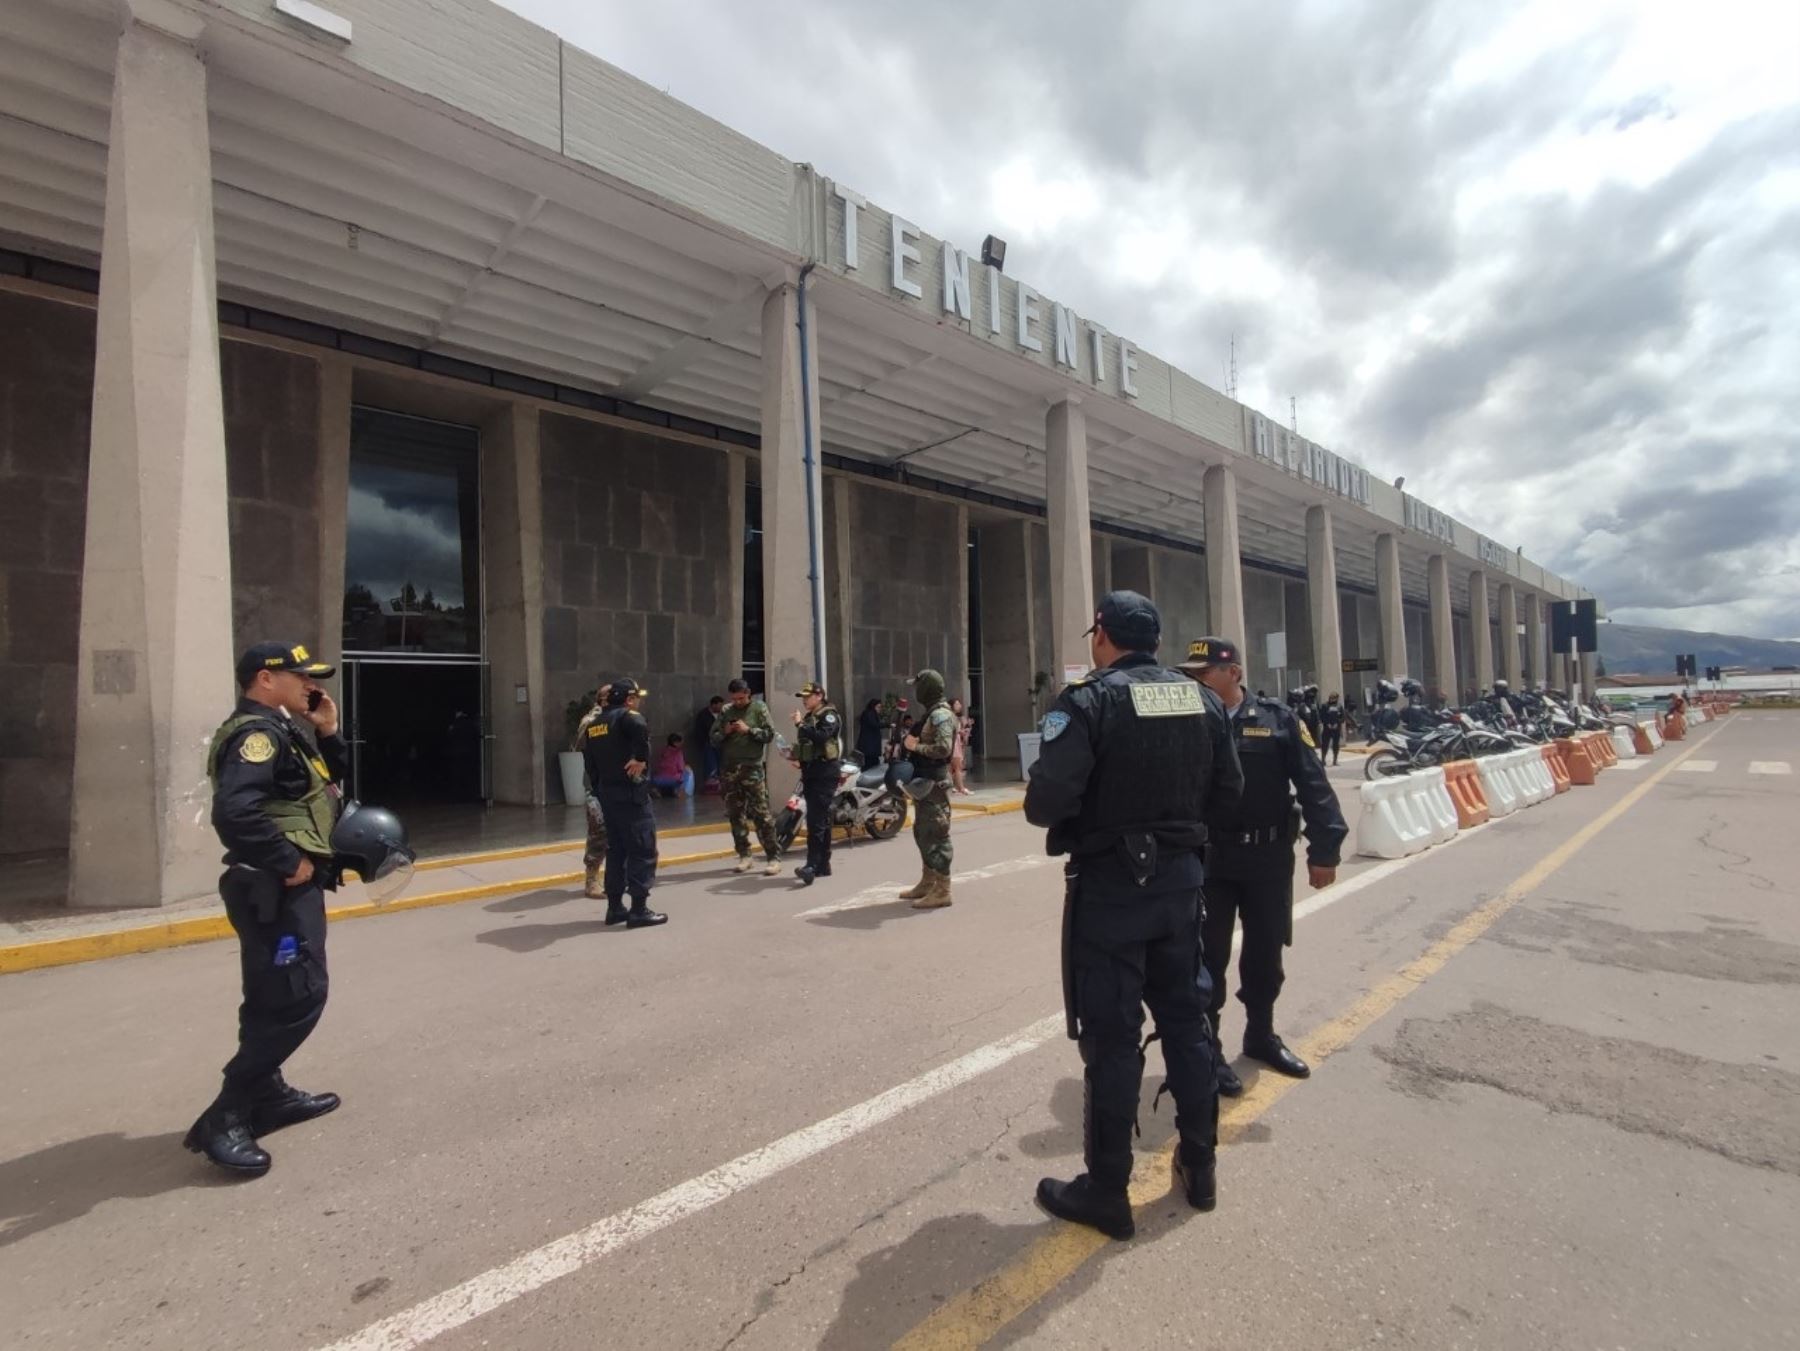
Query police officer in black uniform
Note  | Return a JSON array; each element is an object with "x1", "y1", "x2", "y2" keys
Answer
[
  {"x1": 791, "y1": 681, "x2": 844, "y2": 886},
  {"x1": 1319, "y1": 692, "x2": 1346, "y2": 766},
  {"x1": 583, "y1": 678, "x2": 667, "y2": 928},
  {"x1": 1181, "y1": 637, "x2": 1347, "y2": 1095},
  {"x1": 1025, "y1": 592, "x2": 1244, "y2": 1239},
  {"x1": 186, "y1": 641, "x2": 348, "y2": 1177}
]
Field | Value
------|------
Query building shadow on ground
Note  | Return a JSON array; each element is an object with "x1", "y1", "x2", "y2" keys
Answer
[
  {"x1": 1015, "y1": 1077, "x2": 1082, "y2": 1159},
  {"x1": 804, "y1": 902, "x2": 935, "y2": 932},
  {"x1": 474, "y1": 916, "x2": 623, "y2": 953},
  {"x1": 0, "y1": 1131, "x2": 222, "y2": 1249}
]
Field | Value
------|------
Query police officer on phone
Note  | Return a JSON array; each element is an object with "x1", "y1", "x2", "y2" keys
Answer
[
  {"x1": 1180, "y1": 638, "x2": 1347, "y2": 1095},
  {"x1": 1024, "y1": 592, "x2": 1243, "y2": 1239},
  {"x1": 584, "y1": 678, "x2": 667, "y2": 928},
  {"x1": 791, "y1": 681, "x2": 843, "y2": 886},
  {"x1": 186, "y1": 642, "x2": 349, "y2": 1178}
]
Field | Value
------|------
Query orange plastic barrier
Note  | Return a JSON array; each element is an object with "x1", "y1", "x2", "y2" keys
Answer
[
  {"x1": 1631, "y1": 724, "x2": 1657, "y2": 755},
  {"x1": 1592, "y1": 731, "x2": 1618, "y2": 766},
  {"x1": 1561, "y1": 738, "x2": 1598, "y2": 786},
  {"x1": 1664, "y1": 712, "x2": 1687, "y2": 741},
  {"x1": 1444, "y1": 759, "x2": 1491, "y2": 827},
  {"x1": 1542, "y1": 743, "x2": 1571, "y2": 792}
]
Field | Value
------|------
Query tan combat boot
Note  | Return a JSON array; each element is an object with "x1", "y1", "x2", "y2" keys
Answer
[
  {"x1": 584, "y1": 865, "x2": 604, "y2": 899},
  {"x1": 910, "y1": 871, "x2": 953, "y2": 909},
  {"x1": 897, "y1": 868, "x2": 932, "y2": 901}
]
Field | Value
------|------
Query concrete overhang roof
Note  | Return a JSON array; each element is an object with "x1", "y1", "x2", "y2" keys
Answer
[{"x1": 0, "y1": 0, "x2": 1589, "y2": 615}]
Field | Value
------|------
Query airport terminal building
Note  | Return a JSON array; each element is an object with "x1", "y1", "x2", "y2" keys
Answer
[{"x1": 0, "y1": 0, "x2": 1596, "y2": 908}]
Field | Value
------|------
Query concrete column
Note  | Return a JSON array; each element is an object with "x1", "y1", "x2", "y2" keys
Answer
[
  {"x1": 1044, "y1": 399, "x2": 1095, "y2": 681},
  {"x1": 976, "y1": 518, "x2": 1037, "y2": 768},
  {"x1": 69, "y1": 5, "x2": 233, "y2": 908},
  {"x1": 1497, "y1": 583, "x2": 1521, "y2": 689},
  {"x1": 952, "y1": 501, "x2": 970, "y2": 708},
  {"x1": 1305, "y1": 506, "x2": 1343, "y2": 695},
  {"x1": 831, "y1": 475, "x2": 854, "y2": 706},
  {"x1": 481, "y1": 403, "x2": 547, "y2": 805},
  {"x1": 1203, "y1": 463, "x2": 1247, "y2": 644},
  {"x1": 1469, "y1": 570, "x2": 1494, "y2": 696},
  {"x1": 1525, "y1": 594, "x2": 1547, "y2": 690},
  {"x1": 758, "y1": 282, "x2": 819, "y2": 700},
  {"x1": 726, "y1": 452, "x2": 746, "y2": 679},
  {"x1": 1375, "y1": 532, "x2": 1407, "y2": 680},
  {"x1": 1427, "y1": 554, "x2": 1458, "y2": 701}
]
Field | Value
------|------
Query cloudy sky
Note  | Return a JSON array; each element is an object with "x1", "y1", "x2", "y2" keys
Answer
[{"x1": 499, "y1": 0, "x2": 1800, "y2": 640}]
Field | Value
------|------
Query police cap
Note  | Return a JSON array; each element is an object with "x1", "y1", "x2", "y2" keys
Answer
[
  {"x1": 607, "y1": 678, "x2": 648, "y2": 705},
  {"x1": 1083, "y1": 590, "x2": 1161, "y2": 648},
  {"x1": 795, "y1": 681, "x2": 826, "y2": 698},
  {"x1": 1179, "y1": 636, "x2": 1241, "y2": 672},
  {"x1": 236, "y1": 641, "x2": 335, "y2": 688}
]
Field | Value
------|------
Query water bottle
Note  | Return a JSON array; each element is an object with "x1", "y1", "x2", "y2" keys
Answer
[{"x1": 273, "y1": 935, "x2": 299, "y2": 967}]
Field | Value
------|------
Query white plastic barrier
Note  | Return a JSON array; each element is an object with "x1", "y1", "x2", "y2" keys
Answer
[
  {"x1": 1406, "y1": 766, "x2": 1460, "y2": 845},
  {"x1": 1477, "y1": 753, "x2": 1520, "y2": 817},
  {"x1": 1518, "y1": 748, "x2": 1555, "y2": 803},
  {"x1": 1356, "y1": 774, "x2": 1432, "y2": 858},
  {"x1": 1639, "y1": 720, "x2": 1664, "y2": 750},
  {"x1": 1611, "y1": 726, "x2": 1638, "y2": 759},
  {"x1": 1690, "y1": 706, "x2": 1708, "y2": 724}
]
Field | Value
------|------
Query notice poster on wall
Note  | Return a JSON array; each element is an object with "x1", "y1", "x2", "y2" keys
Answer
[{"x1": 1062, "y1": 663, "x2": 1089, "y2": 686}]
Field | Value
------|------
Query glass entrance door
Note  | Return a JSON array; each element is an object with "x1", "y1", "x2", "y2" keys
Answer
[{"x1": 340, "y1": 408, "x2": 488, "y2": 806}]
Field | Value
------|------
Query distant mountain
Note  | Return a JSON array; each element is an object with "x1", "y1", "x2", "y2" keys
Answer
[{"x1": 1598, "y1": 623, "x2": 1800, "y2": 676}]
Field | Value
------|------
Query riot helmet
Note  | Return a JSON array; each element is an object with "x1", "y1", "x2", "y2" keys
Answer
[
  {"x1": 1400, "y1": 677, "x2": 1424, "y2": 699},
  {"x1": 1493, "y1": 679, "x2": 1510, "y2": 697},
  {"x1": 331, "y1": 801, "x2": 416, "y2": 904},
  {"x1": 1286, "y1": 688, "x2": 1306, "y2": 708},
  {"x1": 1304, "y1": 684, "x2": 1320, "y2": 701},
  {"x1": 1375, "y1": 679, "x2": 1400, "y2": 704},
  {"x1": 914, "y1": 668, "x2": 946, "y2": 705}
]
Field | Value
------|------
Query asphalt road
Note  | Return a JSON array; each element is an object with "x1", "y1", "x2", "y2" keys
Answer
[{"x1": 2, "y1": 714, "x2": 1796, "y2": 1350}]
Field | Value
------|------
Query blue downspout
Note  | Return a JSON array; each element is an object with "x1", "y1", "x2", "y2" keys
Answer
[{"x1": 797, "y1": 263, "x2": 828, "y2": 687}]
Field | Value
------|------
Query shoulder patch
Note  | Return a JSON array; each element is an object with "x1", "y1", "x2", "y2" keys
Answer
[
  {"x1": 1298, "y1": 723, "x2": 1317, "y2": 749},
  {"x1": 239, "y1": 731, "x2": 276, "y2": 764},
  {"x1": 1127, "y1": 682, "x2": 1204, "y2": 718},
  {"x1": 1041, "y1": 710, "x2": 1072, "y2": 742}
]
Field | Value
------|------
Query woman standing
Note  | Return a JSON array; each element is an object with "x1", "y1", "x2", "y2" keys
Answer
[
  {"x1": 856, "y1": 698, "x2": 884, "y2": 767},
  {"x1": 949, "y1": 696, "x2": 975, "y2": 795}
]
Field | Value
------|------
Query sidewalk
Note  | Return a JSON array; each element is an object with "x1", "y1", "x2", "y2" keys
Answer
[{"x1": 0, "y1": 783, "x2": 1026, "y2": 974}]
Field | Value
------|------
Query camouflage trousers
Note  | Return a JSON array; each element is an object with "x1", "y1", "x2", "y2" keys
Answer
[
  {"x1": 723, "y1": 764, "x2": 780, "y2": 859},
  {"x1": 912, "y1": 783, "x2": 953, "y2": 874},
  {"x1": 584, "y1": 794, "x2": 607, "y2": 871}
]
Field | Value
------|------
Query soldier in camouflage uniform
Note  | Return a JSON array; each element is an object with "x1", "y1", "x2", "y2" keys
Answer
[
  {"x1": 898, "y1": 668, "x2": 958, "y2": 908},
  {"x1": 574, "y1": 682, "x2": 612, "y2": 898},
  {"x1": 710, "y1": 677, "x2": 782, "y2": 876}
]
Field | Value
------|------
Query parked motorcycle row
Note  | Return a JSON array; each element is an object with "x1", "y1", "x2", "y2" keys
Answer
[{"x1": 1361, "y1": 678, "x2": 1628, "y2": 781}]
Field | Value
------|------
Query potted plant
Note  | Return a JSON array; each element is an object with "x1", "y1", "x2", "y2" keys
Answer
[{"x1": 560, "y1": 689, "x2": 597, "y2": 805}]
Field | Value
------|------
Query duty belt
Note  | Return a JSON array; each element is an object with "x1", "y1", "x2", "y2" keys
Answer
[{"x1": 1220, "y1": 825, "x2": 1286, "y2": 846}]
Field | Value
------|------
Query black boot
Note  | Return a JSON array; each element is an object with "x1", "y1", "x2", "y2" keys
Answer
[
  {"x1": 1036, "y1": 1071, "x2": 1135, "y2": 1239},
  {"x1": 1243, "y1": 1021, "x2": 1310, "y2": 1078},
  {"x1": 604, "y1": 899, "x2": 628, "y2": 925},
  {"x1": 796, "y1": 865, "x2": 816, "y2": 886},
  {"x1": 1172, "y1": 1142, "x2": 1217, "y2": 1212},
  {"x1": 1035, "y1": 1174, "x2": 1134, "y2": 1239},
  {"x1": 626, "y1": 900, "x2": 667, "y2": 928},
  {"x1": 1214, "y1": 1031, "x2": 1244, "y2": 1098},
  {"x1": 183, "y1": 1103, "x2": 271, "y2": 1177},
  {"x1": 247, "y1": 1074, "x2": 341, "y2": 1136}
]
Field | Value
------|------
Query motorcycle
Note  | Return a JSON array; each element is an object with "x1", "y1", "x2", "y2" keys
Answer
[{"x1": 773, "y1": 752, "x2": 911, "y2": 852}]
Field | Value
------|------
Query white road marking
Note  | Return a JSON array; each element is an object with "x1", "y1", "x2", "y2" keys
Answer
[
  {"x1": 317, "y1": 795, "x2": 1540, "y2": 1350},
  {"x1": 793, "y1": 855, "x2": 1053, "y2": 918},
  {"x1": 1749, "y1": 761, "x2": 1792, "y2": 775},
  {"x1": 1676, "y1": 760, "x2": 1717, "y2": 773},
  {"x1": 1610, "y1": 760, "x2": 1649, "y2": 771}
]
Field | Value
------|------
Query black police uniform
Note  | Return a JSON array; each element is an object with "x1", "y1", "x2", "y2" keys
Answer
[
  {"x1": 1202, "y1": 693, "x2": 1347, "y2": 1078},
  {"x1": 794, "y1": 694, "x2": 844, "y2": 882},
  {"x1": 1025, "y1": 636, "x2": 1244, "y2": 1238},
  {"x1": 1319, "y1": 700, "x2": 1345, "y2": 765},
  {"x1": 583, "y1": 690, "x2": 666, "y2": 926},
  {"x1": 187, "y1": 655, "x2": 349, "y2": 1175}
]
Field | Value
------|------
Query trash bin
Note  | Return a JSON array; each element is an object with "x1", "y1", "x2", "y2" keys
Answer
[{"x1": 1016, "y1": 732, "x2": 1043, "y2": 779}]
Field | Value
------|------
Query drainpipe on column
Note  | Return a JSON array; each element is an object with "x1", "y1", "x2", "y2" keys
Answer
[{"x1": 797, "y1": 262, "x2": 828, "y2": 687}]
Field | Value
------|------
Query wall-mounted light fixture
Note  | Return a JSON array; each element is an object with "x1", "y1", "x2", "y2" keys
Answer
[{"x1": 981, "y1": 235, "x2": 1007, "y2": 272}]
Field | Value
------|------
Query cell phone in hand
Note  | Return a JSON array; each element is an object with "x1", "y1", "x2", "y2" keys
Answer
[{"x1": 307, "y1": 688, "x2": 324, "y2": 712}]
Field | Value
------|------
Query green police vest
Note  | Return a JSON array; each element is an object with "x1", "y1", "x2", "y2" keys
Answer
[
  {"x1": 796, "y1": 704, "x2": 841, "y2": 764},
  {"x1": 205, "y1": 713, "x2": 337, "y2": 857}
]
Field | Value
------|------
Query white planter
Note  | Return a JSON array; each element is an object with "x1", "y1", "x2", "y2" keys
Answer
[
  {"x1": 1017, "y1": 732, "x2": 1044, "y2": 778},
  {"x1": 558, "y1": 750, "x2": 588, "y2": 806}
]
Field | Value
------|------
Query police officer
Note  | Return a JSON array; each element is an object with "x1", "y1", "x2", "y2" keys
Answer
[
  {"x1": 791, "y1": 681, "x2": 844, "y2": 886},
  {"x1": 582, "y1": 678, "x2": 667, "y2": 928},
  {"x1": 1303, "y1": 683, "x2": 1323, "y2": 746},
  {"x1": 574, "y1": 679, "x2": 613, "y2": 899},
  {"x1": 1181, "y1": 637, "x2": 1347, "y2": 1094},
  {"x1": 1319, "y1": 692, "x2": 1346, "y2": 766},
  {"x1": 897, "y1": 669, "x2": 957, "y2": 909},
  {"x1": 1025, "y1": 592, "x2": 1244, "y2": 1239},
  {"x1": 186, "y1": 641, "x2": 348, "y2": 1177}
]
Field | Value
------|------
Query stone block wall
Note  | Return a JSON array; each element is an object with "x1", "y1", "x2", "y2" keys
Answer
[
  {"x1": 844, "y1": 480, "x2": 964, "y2": 708},
  {"x1": 538, "y1": 412, "x2": 736, "y2": 796},
  {"x1": 222, "y1": 340, "x2": 322, "y2": 653},
  {"x1": 0, "y1": 292, "x2": 93, "y2": 857}
]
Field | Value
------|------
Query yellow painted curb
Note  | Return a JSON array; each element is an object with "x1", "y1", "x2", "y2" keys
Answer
[
  {"x1": 951, "y1": 798, "x2": 1026, "y2": 818},
  {"x1": 0, "y1": 844, "x2": 742, "y2": 977},
  {"x1": 415, "y1": 819, "x2": 731, "y2": 873}
]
